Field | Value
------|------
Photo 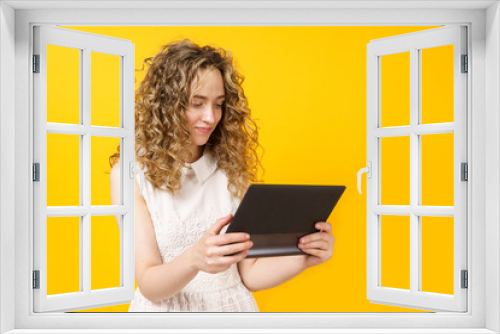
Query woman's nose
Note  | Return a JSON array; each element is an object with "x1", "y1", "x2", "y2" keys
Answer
[{"x1": 202, "y1": 106, "x2": 215, "y2": 123}]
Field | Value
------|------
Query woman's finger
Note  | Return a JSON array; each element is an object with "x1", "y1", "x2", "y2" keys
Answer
[
  {"x1": 299, "y1": 240, "x2": 329, "y2": 251},
  {"x1": 300, "y1": 247, "x2": 325, "y2": 258},
  {"x1": 315, "y1": 222, "x2": 332, "y2": 233},
  {"x1": 209, "y1": 232, "x2": 250, "y2": 246},
  {"x1": 212, "y1": 240, "x2": 253, "y2": 256},
  {"x1": 299, "y1": 232, "x2": 332, "y2": 244},
  {"x1": 220, "y1": 249, "x2": 250, "y2": 265},
  {"x1": 207, "y1": 214, "x2": 233, "y2": 235}
]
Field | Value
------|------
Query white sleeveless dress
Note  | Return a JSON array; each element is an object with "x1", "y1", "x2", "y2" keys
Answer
[{"x1": 128, "y1": 149, "x2": 259, "y2": 312}]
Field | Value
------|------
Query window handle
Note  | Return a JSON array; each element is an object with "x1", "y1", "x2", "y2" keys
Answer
[
  {"x1": 129, "y1": 162, "x2": 145, "y2": 195},
  {"x1": 357, "y1": 162, "x2": 372, "y2": 195}
]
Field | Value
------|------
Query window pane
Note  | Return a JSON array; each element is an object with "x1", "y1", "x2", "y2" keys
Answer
[
  {"x1": 47, "y1": 45, "x2": 80, "y2": 124},
  {"x1": 381, "y1": 136, "x2": 410, "y2": 205},
  {"x1": 421, "y1": 45, "x2": 454, "y2": 124},
  {"x1": 47, "y1": 216, "x2": 80, "y2": 295},
  {"x1": 421, "y1": 133, "x2": 454, "y2": 206},
  {"x1": 421, "y1": 216, "x2": 454, "y2": 295},
  {"x1": 381, "y1": 215, "x2": 410, "y2": 290},
  {"x1": 91, "y1": 136, "x2": 120, "y2": 206},
  {"x1": 47, "y1": 133, "x2": 80, "y2": 206},
  {"x1": 91, "y1": 215, "x2": 121, "y2": 290},
  {"x1": 381, "y1": 52, "x2": 410, "y2": 127},
  {"x1": 91, "y1": 52, "x2": 121, "y2": 127}
]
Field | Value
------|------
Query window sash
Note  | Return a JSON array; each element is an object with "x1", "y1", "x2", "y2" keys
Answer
[
  {"x1": 366, "y1": 26, "x2": 468, "y2": 312},
  {"x1": 32, "y1": 25, "x2": 136, "y2": 312}
]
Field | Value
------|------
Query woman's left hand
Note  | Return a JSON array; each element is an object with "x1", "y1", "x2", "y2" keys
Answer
[{"x1": 298, "y1": 222, "x2": 335, "y2": 268}]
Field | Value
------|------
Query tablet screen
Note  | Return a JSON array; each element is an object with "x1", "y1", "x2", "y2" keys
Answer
[{"x1": 226, "y1": 184, "x2": 345, "y2": 257}]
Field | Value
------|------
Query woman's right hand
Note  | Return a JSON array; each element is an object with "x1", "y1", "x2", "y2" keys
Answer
[{"x1": 189, "y1": 214, "x2": 253, "y2": 274}]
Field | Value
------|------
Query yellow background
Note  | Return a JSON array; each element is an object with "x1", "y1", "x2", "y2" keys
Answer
[{"x1": 45, "y1": 26, "x2": 455, "y2": 312}]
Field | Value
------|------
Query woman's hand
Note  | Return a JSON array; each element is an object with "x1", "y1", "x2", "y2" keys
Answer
[
  {"x1": 298, "y1": 222, "x2": 335, "y2": 268},
  {"x1": 189, "y1": 214, "x2": 253, "y2": 274}
]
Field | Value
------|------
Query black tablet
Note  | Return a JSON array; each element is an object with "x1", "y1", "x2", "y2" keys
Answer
[{"x1": 226, "y1": 184, "x2": 346, "y2": 258}]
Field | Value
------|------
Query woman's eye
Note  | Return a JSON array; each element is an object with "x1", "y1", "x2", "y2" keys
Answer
[
  {"x1": 216, "y1": 104, "x2": 223, "y2": 108},
  {"x1": 192, "y1": 103, "x2": 202, "y2": 107}
]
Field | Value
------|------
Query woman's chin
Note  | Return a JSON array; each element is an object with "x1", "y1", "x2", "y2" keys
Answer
[{"x1": 193, "y1": 136, "x2": 211, "y2": 146}]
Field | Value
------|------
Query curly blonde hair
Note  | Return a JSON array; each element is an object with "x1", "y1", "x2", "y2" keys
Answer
[{"x1": 110, "y1": 39, "x2": 262, "y2": 199}]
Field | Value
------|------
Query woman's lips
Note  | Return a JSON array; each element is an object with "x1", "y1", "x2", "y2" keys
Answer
[{"x1": 195, "y1": 127, "x2": 212, "y2": 133}]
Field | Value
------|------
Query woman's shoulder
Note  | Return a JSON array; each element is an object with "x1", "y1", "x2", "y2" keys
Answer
[{"x1": 110, "y1": 160, "x2": 120, "y2": 181}]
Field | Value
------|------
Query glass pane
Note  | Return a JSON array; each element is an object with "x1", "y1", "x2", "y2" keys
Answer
[
  {"x1": 91, "y1": 215, "x2": 121, "y2": 290},
  {"x1": 47, "y1": 216, "x2": 80, "y2": 295},
  {"x1": 421, "y1": 133, "x2": 454, "y2": 206},
  {"x1": 381, "y1": 215, "x2": 410, "y2": 290},
  {"x1": 381, "y1": 136, "x2": 410, "y2": 205},
  {"x1": 91, "y1": 136, "x2": 120, "y2": 206},
  {"x1": 381, "y1": 51, "x2": 410, "y2": 127},
  {"x1": 91, "y1": 52, "x2": 121, "y2": 127},
  {"x1": 47, "y1": 45, "x2": 80, "y2": 124},
  {"x1": 421, "y1": 216, "x2": 454, "y2": 295},
  {"x1": 421, "y1": 45, "x2": 454, "y2": 124},
  {"x1": 47, "y1": 133, "x2": 80, "y2": 206}
]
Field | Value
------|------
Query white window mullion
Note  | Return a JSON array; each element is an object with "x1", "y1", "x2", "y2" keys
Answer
[
  {"x1": 119, "y1": 55, "x2": 125, "y2": 288},
  {"x1": 372, "y1": 205, "x2": 410, "y2": 215},
  {"x1": 413, "y1": 207, "x2": 454, "y2": 216},
  {"x1": 418, "y1": 215, "x2": 423, "y2": 293},
  {"x1": 81, "y1": 139, "x2": 91, "y2": 296},
  {"x1": 373, "y1": 124, "x2": 454, "y2": 138},
  {"x1": 372, "y1": 126, "x2": 411, "y2": 137},
  {"x1": 372, "y1": 205, "x2": 454, "y2": 216},
  {"x1": 82, "y1": 47, "x2": 92, "y2": 296},
  {"x1": 79, "y1": 216, "x2": 84, "y2": 293},
  {"x1": 413, "y1": 123, "x2": 454, "y2": 135},
  {"x1": 416, "y1": 47, "x2": 423, "y2": 294},
  {"x1": 33, "y1": 26, "x2": 49, "y2": 306},
  {"x1": 78, "y1": 49, "x2": 85, "y2": 295},
  {"x1": 46, "y1": 123, "x2": 129, "y2": 137},
  {"x1": 366, "y1": 44, "x2": 379, "y2": 297},
  {"x1": 376, "y1": 215, "x2": 382, "y2": 288},
  {"x1": 46, "y1": 206, "x2": 129, "y2": 216},
  {"x1": 121, "y1": 48, "x2": 136, "y2": 292},
  {"x1": 409, "y1": 46, "x2": 419, "y2": 295},
  {"x1": 453, "y1": 26, "x2": 468, "y2": 307},
  {"x1": 82, "y1": 213, "x2": 91, "y2": 295}
]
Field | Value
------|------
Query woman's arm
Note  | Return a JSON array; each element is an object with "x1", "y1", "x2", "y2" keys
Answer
[
  {"x1": 110, "y1": 163, "x2": 198, "y2": 302},
  {"x1": 237, "y1": 222, "x2": 335, "y2": 292},
  {"x1": 237, "y1": 255, "x2": 307, "y2": 292},
  {"x1": 110, "y1": 163, "x2": 253, "y2": 303}
]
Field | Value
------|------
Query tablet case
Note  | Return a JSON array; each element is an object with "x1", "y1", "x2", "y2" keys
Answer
[{"x1": 226, "y1": 184, "x2": 346, "y2": 258}]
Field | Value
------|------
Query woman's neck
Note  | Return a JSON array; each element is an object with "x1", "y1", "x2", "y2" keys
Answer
[{"x1": 186, "y1": 145, "x2": 204, "y2": 163}]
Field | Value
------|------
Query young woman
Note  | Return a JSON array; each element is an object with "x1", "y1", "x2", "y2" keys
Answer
[{"x1": 110, "y1": 39, "x2": 335, "y2": 312}]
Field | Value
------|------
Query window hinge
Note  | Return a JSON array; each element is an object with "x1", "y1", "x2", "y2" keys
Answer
[
  {"x1": 33, "y1": 270, "x2": 40, "y2": 289},
  {"x1": 461, "y1": 270, "x2": 468, "y2": 289},
  {"x1": 461, "y1": 54, "x2": 468, "y2": 73},
  {"x1": 461, "y1": 162, "x2": 468, "y2": 181},
  {"x1": 33, "y1": 54, "x2": 40, "y2": 73},
  {"x1": 33, "y1": 163, "x2": 40, "y2": 182}
]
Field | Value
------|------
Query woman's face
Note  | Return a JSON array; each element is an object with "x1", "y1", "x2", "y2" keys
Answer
[{"x1": 185, "y1": 68, "x2": 225, "y2": 150}]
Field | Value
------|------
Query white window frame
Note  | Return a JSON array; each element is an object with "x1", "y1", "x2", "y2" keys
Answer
[{"x1": 1, "y1": 1, "x2": 499, "y2": 333}]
